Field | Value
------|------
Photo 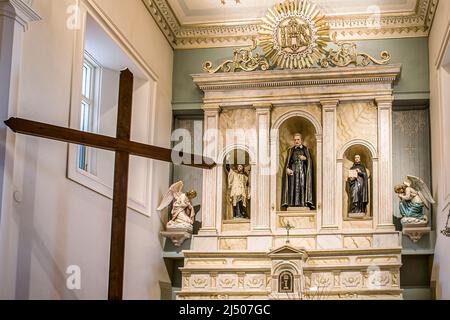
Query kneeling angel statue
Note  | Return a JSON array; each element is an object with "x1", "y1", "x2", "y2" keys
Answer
[
  {"x1": 394, "y1": 175, "x2": 435, "y2": 226},
  {"x1": 157, "y1": 181, "x2": 197, "y2": 232}
]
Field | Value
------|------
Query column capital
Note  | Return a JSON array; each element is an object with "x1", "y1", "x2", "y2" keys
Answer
[
  {"x1": 375, "y1": 96, "x2": 394, "y2": 108},
  {"x1": 0, "y1": 0, "x2": 41, "y2": 31},
  {"x1": 202, "y1": 104, "x2": 222, "y2": 113},
  {"x1": 320, "y1": 99, "x2": 339, "y2": 109},
  {"x1": 254, "y1": 103, "x2": 273, "y2": 112}
]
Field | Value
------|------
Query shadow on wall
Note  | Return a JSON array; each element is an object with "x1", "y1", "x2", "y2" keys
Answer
[{"x1": 13, "y1": 137, "x2": 78, "y2": 300}]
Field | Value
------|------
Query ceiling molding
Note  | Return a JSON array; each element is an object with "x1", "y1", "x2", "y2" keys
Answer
[{"x1": 143, "y1": 0, "x2": 439, "y2": 49}]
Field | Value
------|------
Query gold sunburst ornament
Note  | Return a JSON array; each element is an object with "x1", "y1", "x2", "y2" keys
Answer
[{"x1": 259, "y1": 0, "x2": 331, "y2": 70}]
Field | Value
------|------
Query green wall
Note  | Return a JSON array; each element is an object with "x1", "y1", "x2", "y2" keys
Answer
[{"x1": 172, "y1": 37, "x2": 429, "y2": 111}]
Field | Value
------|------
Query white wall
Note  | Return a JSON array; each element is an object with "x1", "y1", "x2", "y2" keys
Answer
[
  {"x1": 0, "y1": 0, "x2": 173, "y2": 300},
  {"x1": 429, "y1": 0, "x2": 450, "y2": 300}
]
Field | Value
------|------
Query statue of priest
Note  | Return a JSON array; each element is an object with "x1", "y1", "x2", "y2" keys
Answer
[{"x1": 281, "y1": 133, "x2": 315, "y2": 209}]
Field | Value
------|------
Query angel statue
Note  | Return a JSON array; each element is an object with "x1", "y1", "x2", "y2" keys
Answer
[
  {"x1": 394, "y1": 175, "x2": 435, "y2": 226},
  {"x1": 157, "y1": 181, "x2": 197, "y2": 232}
]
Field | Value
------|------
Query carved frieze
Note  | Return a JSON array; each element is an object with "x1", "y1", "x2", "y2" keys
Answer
[
  {"x1": 311, "y1": 273, "x2": 334, "y2": 289},
  {"x1": 245, "y1": 275, "x2": 266, "y2": 290},
  {"x1": 218, "y1": 274, "x2": 238, "y2": 290},
  {"x1": 368, "y1": 271, "x2": 392, "y2": 288},
  {"x1": 191, "y1": 275, "x2": 210, "y2": 289},
  {"x1": 341, "y1": 272, "x2": 363, "y2": 288},
  {"x1": 143, "y1": 0, "x2": 438, "y2": 49}
]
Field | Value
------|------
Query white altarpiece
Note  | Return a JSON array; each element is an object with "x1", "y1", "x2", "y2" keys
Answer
[{"x1": 178, "y1": 65, "x2": 403, "y2": 300}]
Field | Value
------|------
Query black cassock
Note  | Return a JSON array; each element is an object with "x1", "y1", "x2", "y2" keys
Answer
[
  {"x1": 281, "y1": 145, "x2": 314, "y2": 209},
  {"x1": 348, "y1": 163, "x2": 369, "y2": 213}
]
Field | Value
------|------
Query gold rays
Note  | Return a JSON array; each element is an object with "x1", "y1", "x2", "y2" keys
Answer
[{"x1": 259, "y1": 0, "x2": 331, "y2": 70}]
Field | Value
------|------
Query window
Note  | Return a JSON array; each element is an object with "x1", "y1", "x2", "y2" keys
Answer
[
  {"x1": 79, "y1": 51, "x2": 101, "y2": 175},
  {"x1": 68, "y1": 11, "x2": 156, "y2": 217}
]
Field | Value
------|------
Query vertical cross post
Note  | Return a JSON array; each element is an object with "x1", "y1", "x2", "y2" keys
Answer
[
  {"x1": 108, "y1": 69, "x2": 134, "y2": 300},
  {"x1": 283, "y1": 220, "x2": 294, "y2": 245}
]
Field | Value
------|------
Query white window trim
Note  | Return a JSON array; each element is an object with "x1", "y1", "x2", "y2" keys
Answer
[
  {"x1": 79, "y1": 50, "x2": 102, "y2": 175},
  {"x1": 67, "y1": 4, "x2": 158, "y2": 217}
]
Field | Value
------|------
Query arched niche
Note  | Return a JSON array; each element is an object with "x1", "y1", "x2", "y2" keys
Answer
[
  {"x1": 272, "y1": 261, "x2": 303, "y2": 298},
  {"x1": 275, "y1": 116, "x2": 319, "y2": 211},
  {"x1": 221, "y1": 147, "x2": 253, "y2": 221},
  {"x1": 340, "y1": 143, "x2": 375, "y2": 220}
]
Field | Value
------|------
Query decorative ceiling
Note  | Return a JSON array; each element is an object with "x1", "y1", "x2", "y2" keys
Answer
[{"x1": 142, "y1": 0, "x2": 438, "y2": 49}]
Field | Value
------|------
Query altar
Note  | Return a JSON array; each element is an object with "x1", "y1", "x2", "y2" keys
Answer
[
  {"x1": 174, "y1": 63, "x2": 403, "y2": 300},
  {"x1": 170, "y1": 0, "x2": 407, "y2": 300}
]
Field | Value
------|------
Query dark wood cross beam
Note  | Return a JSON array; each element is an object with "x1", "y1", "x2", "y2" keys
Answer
[{"x1": 4, "y1": 69, "x2": 215, "y2": 300}]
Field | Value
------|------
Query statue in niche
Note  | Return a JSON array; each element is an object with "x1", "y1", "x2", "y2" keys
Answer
[
  {"x1": 225, "y1": 163, "x2": 251, "y2": 219},
  {"x1": 347, "y1": 155, "x2": 369, "y2": 215},
  {"x1": 157, "y1": 181, "x2": 197, "y2": 232},
  {"x1": 281, "y1": 133, "x2": 314, "y2": 209},
  {"x1": 394, "y1": 175, "x2": 435, "y2": 226}
]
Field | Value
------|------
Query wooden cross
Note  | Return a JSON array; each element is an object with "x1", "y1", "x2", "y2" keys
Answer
[{"x1": 4, "y1": 69, "x2": 215, "y2": 300}]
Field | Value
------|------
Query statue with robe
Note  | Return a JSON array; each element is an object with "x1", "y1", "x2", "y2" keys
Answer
[
  {"x1": 226, "y1": 164, "x2": 250, "y2": 219},
  {"x1": 347, "y1": 155, "x2": 369, "y2": 214},
  {"x1": 394, "y1": 175, "x2": 435, "y2": 226},
  {"x1": 281, "y1": 133, "x2": 314, "y2": 209}
]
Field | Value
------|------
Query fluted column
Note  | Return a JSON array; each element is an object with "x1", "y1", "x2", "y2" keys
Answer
[
  {"x1": 254, "y1": 103, "x2": 272, "y2": 231},
  {"x1": 321, "y1": 99, "x2": 339, "y2": 229},
  {"x1": 199, "y1": 104, "x2": 221, "y2": 235},
  {"x1": 376, "y1": 97, "x2": 395, "y2": 230}
]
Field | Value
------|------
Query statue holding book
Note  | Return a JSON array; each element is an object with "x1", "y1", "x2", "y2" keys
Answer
[{"x1": 347, "y1": 155, "x2": 369, "y2": 215}]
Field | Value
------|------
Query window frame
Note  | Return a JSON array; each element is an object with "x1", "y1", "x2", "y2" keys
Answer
[
  {"x1": 78, "y1": 51, "x2": 102, "y2": 175},
  {"x1": 67, "y1": 6, "x2": 158, "y2": 218}
]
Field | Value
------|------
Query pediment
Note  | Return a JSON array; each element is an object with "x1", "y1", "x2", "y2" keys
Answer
[{"x1": 268, "y1": 245, "x2": 308, "y2": 258}]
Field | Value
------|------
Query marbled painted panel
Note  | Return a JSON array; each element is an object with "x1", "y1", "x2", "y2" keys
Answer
[
  {"x1": 219, "y1": 108, "x2": 257, "y2": 156},
  {"x1": 336, "y1": 102, "x2": 378, "y2": 153}
]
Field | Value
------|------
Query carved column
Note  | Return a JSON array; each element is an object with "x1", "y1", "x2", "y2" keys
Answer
[
  {"x1": 199, "y1": 104, "x2": 221, "y2": 235},
  {"x1": 254, "y1": 103, "x2": 272, "y2": 231},
  {"x1": 321, "y1": 99, "x2": 339, "y2": 229},
  {"x1": 0, "y1": 0, "x2": 40, "y2": 218},
  {"x1": 376, "y1": 97, "x2": 395, "y2": 230}
]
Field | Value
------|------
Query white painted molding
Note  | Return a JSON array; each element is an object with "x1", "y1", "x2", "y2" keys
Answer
[
  {"x1": 66, "y1": 1, "x2": 157, "y2": 217},
  {"x1": 142, "y1": 0, "x2": 438, "y2": 49},
  {"x1": 433, "y1": 1, "x2": 450, "y2": 68},
  {"x1": 0, "y1": 0, "x2": 41, "y2": 31},
  {"x1": 193, "y1": 65, "x2": 401, "y2": 107}
]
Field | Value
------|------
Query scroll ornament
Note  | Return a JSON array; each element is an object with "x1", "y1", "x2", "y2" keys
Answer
[
  {"x1": 320, "y1": 41, "x2": 391, "y2": 68},
  {"x1": 202, "y1": 0, "x2": 392, "y2": 74},
  {"x1": 203, "y1": 40, "x2": 269, "y2": 74}
]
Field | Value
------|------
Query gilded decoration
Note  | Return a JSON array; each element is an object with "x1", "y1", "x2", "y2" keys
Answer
[
  {"x1": 259, "y1": 0, "x2": 331, "y2": 69},
  {"x1": 320, "y1": 41, "x2": 391, "y2": 68},
  {"x1": 204, "y1": 0, "x2": 392, "y2": 72},
  {"x1": 203, "y1": 40, "x2": 269, "y2": 74}
]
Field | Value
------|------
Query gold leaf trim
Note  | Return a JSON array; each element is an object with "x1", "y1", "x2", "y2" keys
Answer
[
  {"x1": 320, "y1": 42, "x2": 391, "y2": 68},
  {"x1": 203, "y1": 40, "x2": 269, "y2": 74}
]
